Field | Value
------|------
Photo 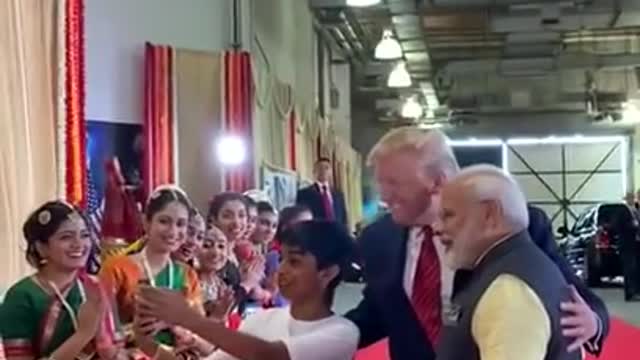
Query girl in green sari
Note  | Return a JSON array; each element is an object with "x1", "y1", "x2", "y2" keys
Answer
[{"x1": 0, "y1": 201, "x2": 125, "y2": 360}]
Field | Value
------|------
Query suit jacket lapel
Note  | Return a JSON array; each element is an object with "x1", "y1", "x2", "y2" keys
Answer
[{"x1": 388, "y1": 222, "x2": 410, "y2": 288}]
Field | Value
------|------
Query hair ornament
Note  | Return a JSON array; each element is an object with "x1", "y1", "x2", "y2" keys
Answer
[
  {"x1": 150, "y1": 184, "x2": 187, "y2": 199},
  {"x1": 38, "y1": 210, "x2": 52, "y2": 225}
]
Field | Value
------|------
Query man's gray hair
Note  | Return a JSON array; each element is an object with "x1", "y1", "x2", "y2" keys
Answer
[
  {"x1": 367, "y1": 126, "x2": 460, "y2": 179},
  {"x1": 454, "y1": 164, "x2": 529, "y2": 231}
]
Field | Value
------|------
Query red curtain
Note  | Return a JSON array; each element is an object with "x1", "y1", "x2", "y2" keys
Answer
[
  {"x1": 288, "y1": 110, "x2": 297, "y2": 171},
  {"x1": 332, "y1": 151, "x2": 340, "y2": 190},
  {"x1": 143, "y1": 43, "x2": 174, "y2": 196},
  {"x1": 223, "y1": 51, "x2": 254, "y2": 192},
  {"x1": 316, "y1": 134, "x2": 322, "y2": 159},
  {"x1": 65, "y1": 0, "x2": 87, "y2": 207}
]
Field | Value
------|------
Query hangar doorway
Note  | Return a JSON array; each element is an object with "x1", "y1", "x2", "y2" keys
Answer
[{"x1": 505, "y1": 137, "x2": 628, "y2": 232}]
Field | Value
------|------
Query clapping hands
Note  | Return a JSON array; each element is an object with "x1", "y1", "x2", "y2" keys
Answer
[
  {"x1": 76, "y1": 280, "x2": 107, "y2": 336},
  {"x1": 204, "y1": 286, "x2": 236, "y2": 320}
]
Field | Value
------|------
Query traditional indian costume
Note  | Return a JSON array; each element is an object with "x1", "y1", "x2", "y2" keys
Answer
[{"x1": 0, "y1": 273, "x2": 122, "y2": 360}]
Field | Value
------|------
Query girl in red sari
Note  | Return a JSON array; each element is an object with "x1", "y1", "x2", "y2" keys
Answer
[{"x1": 101, "y1": 158, "x2": 144, "y2": 245}]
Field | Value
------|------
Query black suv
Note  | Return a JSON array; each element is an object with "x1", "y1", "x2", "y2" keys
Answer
[{"x1": 559, "y1": 203, "x2": 639, "y2": 300}]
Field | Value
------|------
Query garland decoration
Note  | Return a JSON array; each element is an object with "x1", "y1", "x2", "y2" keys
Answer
[{"x1": 64, "y1": 0, "x2": 87, "y2": 207}]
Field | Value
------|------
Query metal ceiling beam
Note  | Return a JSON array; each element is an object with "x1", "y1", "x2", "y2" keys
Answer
[
  {"x1": 427, "y1": 0, "x2": 593, "y2": 7},
  {"x1": 442, "y1": 53, "x2": 640, "y2": 75}
]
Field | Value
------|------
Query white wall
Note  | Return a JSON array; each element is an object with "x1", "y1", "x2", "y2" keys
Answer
[
  {"x1": 330, "y1": 62, "x2": 351, "y2": 140},
  {"x1": 252, "y1": 0, "x2": 317, "y2": 104},
  {"x1": 86, "y1": 0, "x2": 231, "y2": 123}
]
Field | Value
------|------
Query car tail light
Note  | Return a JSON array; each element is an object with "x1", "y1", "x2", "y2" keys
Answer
[{"x1": 596, "y1": 230, "x2": 611, "y2": 249}]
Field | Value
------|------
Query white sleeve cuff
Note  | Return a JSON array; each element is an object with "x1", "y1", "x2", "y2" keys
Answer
[{"x1": 585, "y1": 313, "x2": 602, "y2": 352}]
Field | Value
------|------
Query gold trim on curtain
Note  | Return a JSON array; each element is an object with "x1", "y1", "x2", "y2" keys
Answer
[
  {"x1": 259, "y1": 79, "x2": 293, "y2": 169},
  {"x1": 174, "y1": 49, "x2": 224, "y2": 214},
  {"x1": 0, "y1": 0, "x2": 59, "y2": 288}
]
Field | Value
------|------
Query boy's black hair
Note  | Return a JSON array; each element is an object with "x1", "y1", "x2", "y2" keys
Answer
[
  {"x1": 279, "y1": 220, "x2": 354, "y2": 306},
  {"x1": 276, "y1": 205, "x2": 311, "y2": 239},
  {"x1": 256, "y1": 201, "x2": 275, "y2": 215}
]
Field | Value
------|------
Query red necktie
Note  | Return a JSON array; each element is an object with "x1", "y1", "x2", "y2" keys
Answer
[
  {"x1": 321, "y1": 185, "x2": 335, "y2": 220},
  {"x1": 411, "y1": 226, "x2": 442, "y2": 345}
]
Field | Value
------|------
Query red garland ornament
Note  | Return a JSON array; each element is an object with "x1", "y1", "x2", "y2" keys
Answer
[{"x1": 65, "y1": 0, "x2": 87, "y2": 208}]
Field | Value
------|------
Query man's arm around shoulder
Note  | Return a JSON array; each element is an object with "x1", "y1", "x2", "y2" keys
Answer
[
  {"x1": 344, "y1": 218, "x2": 390, "y2": 348},
  {"x1": 527, "y1": 205, "x2": 609, "y2": 354}
]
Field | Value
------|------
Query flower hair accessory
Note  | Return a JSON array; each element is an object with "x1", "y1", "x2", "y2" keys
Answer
[
  {"x1": 149, "y1": 184, "x2": 188, "y2": 202},
  {"x1": 38, "y1": 210, "x2": 52, "y2": 225}
]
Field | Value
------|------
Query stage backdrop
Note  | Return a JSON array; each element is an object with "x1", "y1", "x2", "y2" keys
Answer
[
  {"x1": 87, "y1": 121, "x2": 143, "y2": 201},
  {"x1": 261, "y1": 163, "x2": 298, "y2": 211}
]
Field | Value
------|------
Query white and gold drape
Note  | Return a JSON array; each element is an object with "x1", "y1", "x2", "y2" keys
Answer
[
  {"x1": 0, "y1": 0, "x2": 60, "y2": 288},
  {"x1": 251, "y1": 52, "x2": 363, "y2": 229},
  {"x1": 253, "y1": 57, "x2": 293, "y2": 171}
]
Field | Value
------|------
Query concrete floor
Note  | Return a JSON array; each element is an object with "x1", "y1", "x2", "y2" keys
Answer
[
  {"x1": 594, "y1": 288, "x2": 640, "y2": 326},
  {"x1": 334, "y1": 283, "x2": 640, "y2": 327}
]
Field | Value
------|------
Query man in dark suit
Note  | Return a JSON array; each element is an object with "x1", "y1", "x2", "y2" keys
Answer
[
  {"x1": 345, "y1": 127, "x2": 609, "y2": 360},
  {"x1": 296, "y1": 157, "x2": 348, "y2": 226}
]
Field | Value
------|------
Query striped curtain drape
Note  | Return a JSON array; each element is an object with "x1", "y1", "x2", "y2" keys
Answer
[
  {"x1": 143, "y1": 43, "x2": 175, "y2": 196},
  {"x1": 288, "y1": 110, "x2": 297, "y2": 171},
  {"x1": 223, "y1": 51, "x2": 254, "y2": 192}
]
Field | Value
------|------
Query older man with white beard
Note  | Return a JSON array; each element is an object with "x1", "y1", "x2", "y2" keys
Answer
[
  {"x1": 434, "y1": 165, "x2": 581, "y2": 360},
  {"x1": 345, "y1": 127, "x2": 608, "y2": 360}
]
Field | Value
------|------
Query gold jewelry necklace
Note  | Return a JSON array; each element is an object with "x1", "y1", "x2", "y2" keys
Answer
[
  {"x1": 48, "y1": 278, "x2": 85, "y2": 330},
  {"x1": 140, "y1": 250, "x2": 174, "y2": 288}
]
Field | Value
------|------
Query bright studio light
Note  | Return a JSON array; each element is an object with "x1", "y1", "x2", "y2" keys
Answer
[
  {"x1": 401, "y1": 97, "x2": 423, "y2": 118},
  {"x1": 417, "y1": 122, "x2": 443, "y2": 129},
  {"x1": 387, "y1": 62, "x2": 412, "y2": 88},
  {"x1": 375, "y1": 29, "x2": 402, "y2": 60},
  {"x1": 216, "y1": 135, "x2": 246, "y2": 166},
  {"x1": 346, "y1": 0, "x2": 381, "y2": 7},
  {"x1": 622, "y1": 102, "x2": 640, "y2": 123}
]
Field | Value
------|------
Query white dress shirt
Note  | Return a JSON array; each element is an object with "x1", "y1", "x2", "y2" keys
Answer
[
  {"x1": 206, "y1": 307, "x2": 359, "y2": 360},
  {"x1": 403, "y1": 227, "x2": 454, "y2": 308}
]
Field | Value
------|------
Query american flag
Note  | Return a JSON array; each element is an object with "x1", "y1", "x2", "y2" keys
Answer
[
  {"x1": 86, "y1": 169, "x2": 104, "y2": 240},
  {"x1": 85, "y1": 168, "x2": 104, "y2": 273}
]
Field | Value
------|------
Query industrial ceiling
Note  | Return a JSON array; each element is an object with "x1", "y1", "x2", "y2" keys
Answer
[{"x1": 311, "y1": 0, "x2": 640, "y2": 132}]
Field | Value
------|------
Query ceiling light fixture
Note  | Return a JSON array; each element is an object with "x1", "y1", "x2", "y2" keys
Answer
[
  {"x1": 401, "y1": 97, "x2": 423, "y2": 119},
  {"x1": 387, "y1": 62, "x2": 411, "y2": 88},
  {"x1": 374, "y1": 29, "x2": 402, "y2": 60},
  {"x1": 346, "y1": 0, "x2": 381, "y2": 7},
  {"x1": 417, "y1": 122, "x2": 443, "y2": 129},
  {"x1": 622, "y1": 101, "x2": 640, "y2": 123},
  {"x1": 425, "y1": 109, "x2": 435, "y2": 119}
]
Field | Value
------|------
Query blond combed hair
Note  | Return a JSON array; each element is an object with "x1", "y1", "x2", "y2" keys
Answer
[{"x1": 367, "y1": 126, "x2": 460, "y2": 178}]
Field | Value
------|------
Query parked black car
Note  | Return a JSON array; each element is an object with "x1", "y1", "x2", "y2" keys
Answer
[{"x1": 559, "y1": 203, "x2": 639, "y2": 300}]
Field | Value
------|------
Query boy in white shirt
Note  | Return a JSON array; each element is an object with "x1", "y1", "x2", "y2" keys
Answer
[{"x1": 135, "y1": 220, "x2": 360, "y2": 360}]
